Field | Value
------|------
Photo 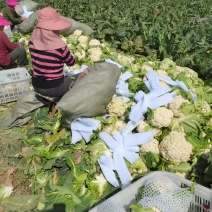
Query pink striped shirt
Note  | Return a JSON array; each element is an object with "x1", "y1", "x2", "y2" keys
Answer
[{"x1": 29, "y1": 41, "x2": 75, "y2": 88}]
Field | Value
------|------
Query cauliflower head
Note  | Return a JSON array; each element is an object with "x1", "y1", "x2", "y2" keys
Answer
[
  {"x1": 78, "y1": 35, "x2": 88, "y2": 49},
  {"x1": 150, "y1": 107, "x2": 174, "y2": 128},
  {"x1": 197, "y1": 100, "x2": 211, "y2": 113},
  {"x1": 88, "y1": 47, "x2": 102, "y2": 62},
  {"x1": 88, "y1": 39, "x2": 101, "y2": 47},
  {"x1": 141, "y1": 64, "x2": 153, "y2": 73},
  {"x1": 117, "y1": 54, "x2": 134, "y2": 66},
  {"x1": 168, "y1": 95, "x2": 189, "y2": 118},
  {"x1": 159, "y1": 131, "x2": 193, "y2": 163},
  {"x1": 106, "y1": 98, "x2": 129, "y2": 117},
  {"x1": 75, "y1": 49, "x2": 86, "y2": 60},
  {"x1": 140, "y1": 139, "x2": 160, "y2": 154},
  {"x1": 136, "y1": 120, "x2": 149, "y2": 133},
  {"x1": 156, "y1": 69, "x2": 168, "y2": 77},
  {"x1": 103, "y1": 119, "x2": 126, "y2": 135},
  {"x1": 73, "y1": 30, "x2": 83, "y2": 37}
]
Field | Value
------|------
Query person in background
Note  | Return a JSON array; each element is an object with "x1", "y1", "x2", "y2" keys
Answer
[
  {"x1": 29, "y1": 7, "x2": 76, "y2": 98},
  {"x1": 2, "y1": 0, "x2": 26, "y2": 30},
  {"x1": 0, "y1": 15, "x2": 28, "y2": 69}
]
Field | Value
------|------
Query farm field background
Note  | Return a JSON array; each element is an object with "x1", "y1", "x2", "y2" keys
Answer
[{"x1": 0, "y1": 0, "x2": 211, "y2": 212}]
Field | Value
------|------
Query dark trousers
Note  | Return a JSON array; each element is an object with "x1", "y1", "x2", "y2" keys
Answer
[
  {"x1": 2, "y1": 46, "x2": 28, "y2": 70},
  {"x1": 33, "y1": 77, "x2": 74, "y2": 98},
  {"x1": 10, "y1": 46, "x2": 28, "y2": 67}
]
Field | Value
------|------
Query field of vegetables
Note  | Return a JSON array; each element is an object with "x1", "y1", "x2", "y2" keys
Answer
[
  {"x1": 0, "y1": 0, "x2": 211, "y2": 212},
  {"x1": 32, "y1": 0, "x2": 212, "y2": 80}
]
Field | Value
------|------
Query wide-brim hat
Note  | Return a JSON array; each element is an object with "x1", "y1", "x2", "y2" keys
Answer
[
  {"x1": 7, "y1": 0, "x2": 20, "y2": 6},
  {"x1": 0, "y1": 15, "x2": 11, "y2": 26},
  {"x1": 36, "y1": 8, "x2": 71, "y2": 31}
]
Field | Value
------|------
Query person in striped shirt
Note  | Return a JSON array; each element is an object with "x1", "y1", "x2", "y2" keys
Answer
[{"x1": 29, "y1": 8, "x2": 76, "y2": 98}]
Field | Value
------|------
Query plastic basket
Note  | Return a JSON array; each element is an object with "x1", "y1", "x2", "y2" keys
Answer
[
  {"x1": 0, "y1": 68, "x2": 31, "y2": 104},
  {"x1": 89, "y1": 171, "x2": 212, "y2": 212}
]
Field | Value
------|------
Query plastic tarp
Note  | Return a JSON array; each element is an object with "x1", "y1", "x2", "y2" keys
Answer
[
  {"x1": 0, "y1": 91, "x2": 44, "y2": 129},
  {"x1": 60, "y1": 16, "x2": 94, "y2": 36},
  {"x1": 18, "y1": 11, "x2": 94, "y2": 35},
  {"x1": 57, "y1": 62, "x2": 121, "y2": 123},
  {"x1": 15, "y1": 0, "x2": 38, "y2": 16}
]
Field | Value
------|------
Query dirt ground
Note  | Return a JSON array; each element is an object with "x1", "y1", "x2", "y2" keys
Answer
[{"x1": 0, "y1": 157, "x2": 32, "y2": 211}]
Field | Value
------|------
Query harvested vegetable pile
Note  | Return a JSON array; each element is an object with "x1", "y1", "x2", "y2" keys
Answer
[{"x1": 0, "y1": 31, "x2": 211, "y2": 212}]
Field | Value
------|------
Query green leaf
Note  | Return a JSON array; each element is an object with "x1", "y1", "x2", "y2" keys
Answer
[
  {"x1": 130, "y1": 204, "x2": 155, "y2": 212},
  {"x1": 44, "y1": 158, "x2": 57, "y2": 170},
  {"x1": 1, "y1": 195, "x2": 40, "y2": 212},
  {"x1": 49, "y1": 185, "x2": 81, "y2": 205},
  {"x1": 168, "y1": 162, "x2": 192, "y2": 173}
]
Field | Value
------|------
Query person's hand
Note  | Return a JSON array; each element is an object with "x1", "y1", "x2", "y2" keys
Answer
[{"x1": 21, "y1": 17, "x2": 27, "y2": 21}]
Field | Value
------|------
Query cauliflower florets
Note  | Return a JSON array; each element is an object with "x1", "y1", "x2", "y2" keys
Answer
[
  {"x1": 168, "y1": 95, "x2": 189, "y2": 118},
  {"x1": 106, "y1": 98, "x2": 129, "y2": 117},
  {"x1": 175, "y1": 66, "x2": 198, "y2": 78},
  {"x1": 174, "y1": 172, "x2": 188, "y2": 178},
  {"x1": 117, "y1": 54, "x2": 134, "y2": 66},
  {"x1": 199, "y1": 101, "x2": 211, "y2": 113},
  {"x1": 75, "y1": 50, "x2": 86, "y2": 60},
  {"x1": 141, "y1": 64, "x2": 153, "y2": 73},
  {"x1": 104, "y1": 120, "x2": 126, "y2": 135},
  {"x1": 150, "y1": 107, "x2": 174, "y2": 128},
  {"x1": 88, "y1": 39, "x2": 101, "y2": 47},
  {"x1": 159, "y1": 131, "x2": 193, "y2": 163},
  {"x1": 73, "y1": 30, "x2": 83, "y2": 37},
  {"x1": 136, "y1": 120, "x2": 149, "y2": 133},
  {"x1": 88, "y1": 47, "x2": 102, "y2": 62},
  {"x1": 78, "y1": 35, "x2": 88, "y2": 49},
  {"x1": 156, "y1": 69, "x2": 168, "y2": 77},
  {"x1": 140, "y1": 139, "x2": 160, "y2": 154}
]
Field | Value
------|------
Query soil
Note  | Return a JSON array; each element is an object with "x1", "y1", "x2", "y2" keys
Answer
[{"x1": 0, "y1": 156, "x2": 32, "y2": 211}]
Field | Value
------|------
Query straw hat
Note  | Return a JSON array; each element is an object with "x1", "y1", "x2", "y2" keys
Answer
[
  {"x1": 0, "y1": 15, "x2": 11, "y2": 26},
  {"x1": 7, "y1": 0, "x2": 20, "y2": 6},
  {"x1": 36, "y1": 8, "x2": 71, "y2": 31}
]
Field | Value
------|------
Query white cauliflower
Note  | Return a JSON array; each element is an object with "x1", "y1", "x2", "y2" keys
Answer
[
  {"x1": 18, "y1": 37, "x2": 28, "y2": 45},
  {"x1": 78, "y1": 35, "x2": 88, "y2": 49},
  {"x1": 104, "y1": 120, "x2": 126, "y2": 135},
  {"x1": 67, "y1": 43, "x2": 73, "y2": 50},
  {"x1": 152, "y1": 207, "x2": 161, "y2": 212},
  {"x1": 159, "y1": 81, "x2": 168, "y2": 87},
  {"x1": 198, "y1": 101, "x2": 211, "y2": 113},
  {"x1": 156, "y1": 69, "x2": 168, "y2": 77},
  {"x1": 117, "y1": 54, "x2": 134, "y2": 66},
  {"x1": 140, "y1": 139, "x2": 160, "y2": 154},
  {"x1": 88, "y1": 47, "x2": 102, "y2": 62},
  {"x1": 150, "y1": 107, "x2": 174, "y2": 128},
  {"x1": 73, "y1": 30, "x2": 83, "y2": 37},
  {"x1": 168, "y1": 95, "x2": 189, "y2": 118},
  {"x1": 159, "y1": 131, "x2": 193, "y2": 163},
  {"x1": 141, "y1": 64, "x2": 153, "y2": 73},
  {"x1": 175, "y1": 66, "x2": 198, "y2": 78},
  {"x1": 136, "y1": 120, "x2": 149, "y2": 132},
  {"x1": 174, "y1": 172, "x2": 188, "y2": 178},
  {"x1": 106, "y1": 98, "x2": 129, "y2": 117},
  {"x1": 75, "y1": 49, "x2": 86, "y2": 60},
  {"x1": 88, "y1": 39, "x2": 101, "y2": 47},
  {"x1": 90, "y1": 174, "x2": 107, "y2": 196}
]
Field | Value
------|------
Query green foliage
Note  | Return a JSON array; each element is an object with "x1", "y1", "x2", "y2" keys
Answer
[{"x1": 35, "y1": 0, "x2": 212, "y2": 79}]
